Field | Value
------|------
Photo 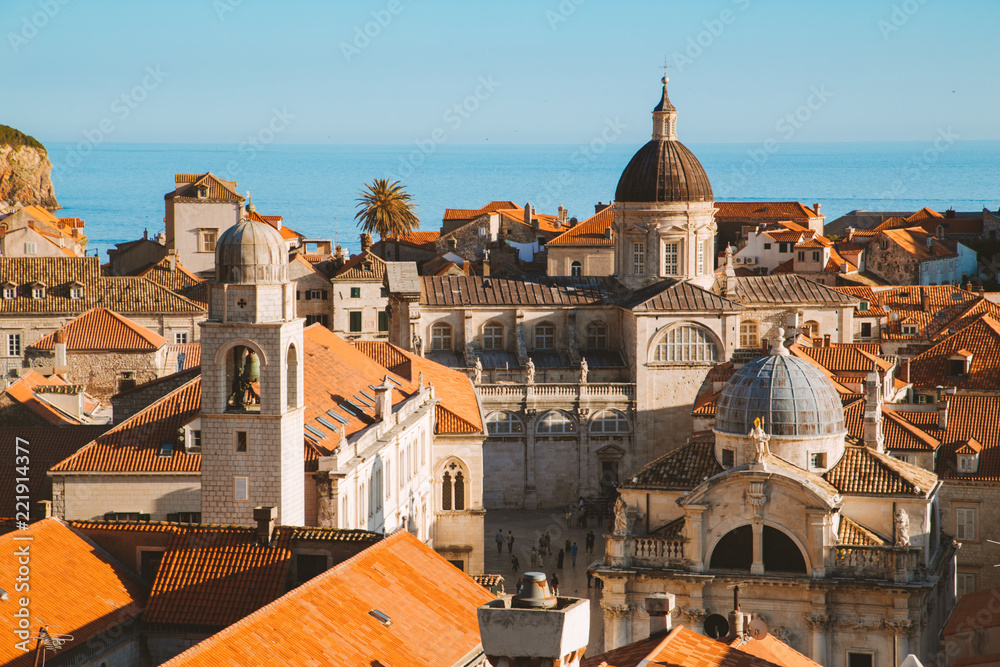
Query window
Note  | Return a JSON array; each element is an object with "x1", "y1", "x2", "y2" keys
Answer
[
  {"x1": 431, "y1": 322, "x2": 453, "y2": 350},
  {"x1": 140, "y1": 549, "x2": 165, "y2": 582},
  {"x1": 763, "y1": 243, "x2": 772, "y2": 250},
  {"x1": 901, "y1": 324, "x2": 918, "y2": 336},
  {"x1": 349, "y1": 311, "x2": 363, "y2": 332},
  {"x1": 858, "y1": 301, "x2": 869, "y2": 312},
  {"x1": 570, "y1": 261, "x2": 582, "y2": 277},
  {"x1": 69, "y1": 285, "x2": 83, "y2": 299},
  {"x1": 721, "y1": 449, "x2": 735, "y2": 468},
  {"x1": 631, "y1": 241, "x2": 645, "y2": 276},
  {"x1": 7, "y1": 333, "x2": 21, "y2": 357},
  {"x1": 663, "y1": 242, "x2": 679, "y2": 275},
  {"x1": 380, "y1": 287, "x2": 388, "y2": 297},
  {"x1": 958, "y1": 572, "x2": 977, "y2": 597},
  {"x1": 174, "y1": 332, "x2": 188, "y2": 344},
  {"x1": 482, "y1": 322, "x2": 504, "y2": 350},
  {"x1": 950, "y1": 359, "x2": 967, "y2": 376},
  {"x1": 536, "y1": 411, "x2": 576, "y2": 434},
  {"x1": 23, "y1": 242, "x2": 37, "y2": 255},
  {"x1": 378, "y1": 310, "x2": 388, "y2": 332},
  {"x1": 31, "y1": 285, "x2": 45, "y2": 299},
  {"x1": 441, "y1": 471, "x2": 452, "y2": 510},
  {"x1": 812, "y1": 251, "x2": 821, "y2": 261},
  {"x1": 653, "y1": 325, "x2": 719, "y2": 363},
  {"x1": 810, "y1": 452, "x2": 827, "y2": 469},
  {"x1": 296, "y1": 554, "x2": 328, "y2": 585},
  {"x1": 104, "y1": 512, "x2": 151, "y2": 522},
  {"x1": 350, "y1": 287, "x2": 361, "y2": 298},
  {"x1": 158, "y1": 442, "x2": 174, "y2": 457},
  {"x1": 197, "y1": 185, "x2": 209, "y2": 199},
  {"x1": 439, "y1": 461, "x2": 468, "y2": 511},
  {"x1": 200, "y1": 229, "x2": 218, "y2": 253},
  {"x1": 860, "y1": 322, "x2": 872, "y2": 338},
  {"x1": 797, "y1": 251, "x2": 805, "y2": 262},
  {"x1": 956, "y1": 507, "x2": 977, "y2": 541},
  {"x1": 586, "y1": 321, "x2": 608, "y2": 349},
  {"x1": 590, "y1": 410, "x2": 629, "y2": 433},
  {"x1": 534, "y1": 322, "x2": 555, "y2": 350},
  {"x1": 189, "y1": 429, "x2": 202, "y2": 451},
  {"x1": 1, "y1": 285, "x2": 13, "y2": 300},
  {"x1": 306, "y1": 314, "x2": 330, "y2": 327},
  {"x1": 739, "y1": 320, "x2": 758, "y2": 348},
  {"x1": 235, "y1": 430, "x2": 248, "y2": 453},
  {"x1": 696, "y1": 242, "x2": 705, "y2": 275},
  {"x1": 893, "y1": 453, "x2": 916, "y2": 465},
  {"x1": 306, "y1": 289, "x2": 326, "y2": 300},
  {"x1": 486, "y1": 411, "x2": 524, "y2": 435},
  {"x1": 166, "y1": 512, "x2": 201, "y2": 523},
  {"x1": 847, "y1": 652, "x2": 874, "y2": 667},
  {"x1": 118, "y1": 370, "x2": 136, "y2": 392},
  {"x1": 779, "y1": 243, "x2": 788, "y2": 253},
  {"x1": 881, "y1": 239, "x2": 889, "y2": 250},
  {"x1": 235, "y1": 477, "x2": 249, "y2": 501},
  {"x1": 958, "y1": 454, "x2": 978, "y2": 473}
]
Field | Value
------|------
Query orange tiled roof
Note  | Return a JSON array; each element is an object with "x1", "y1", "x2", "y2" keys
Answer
[
  {"x1": 333, "y1": 249, "x2": 386, "y2": 280},
  {"x1": 0, "y1": 519, "x2": 146, "y2": 667},
  {"x1": 728, "y1": 634, "x2": 822, "y2": 667},
  {"x1": 823, "y1": 443, "x2": 937, "y2": 496},
  {"x1": 167, "y1": 173, "x2": 244, "y2": 202},
  {"x1": 715, "y1": 201, "x2": 819, "y2": 220},
  {"x1": 763, "y1": 230, "x2": 805, "y2": 243},
  {"x1": 442, "y1": 200, "x2": 519, "y2": 221},
  {"x1": 944, "y1": 586, "x2": 1000, "y2": 635},
  {"x1": 161, "y1": 530, "x2": 495, "y2": 667},
  {"x1": 144, "y1": 525, "x2": 292, "y2": 627},
  {"x1": 380, "y1": 230, "x2": 441, "y2": 250},
  {"x1": 50, "y1": 376, "x2": 201, "y2": 473},
  {"x1": 625, "y1": 437, "x2": 722, "y2": 490},
  {"x1": 583, "y1": 625, "x2": 798, "y2": 667},
  {"x1": 909, "y1": 314, "x2": 1000, "y2": 389},
  {"x1": 795, "y1": 345, "x2": 892, "y2": 374},
  {"x1": 881, "y1": 226, "x2": 957, "y2": 260},
  {"x1": 906, "y1": 206, "x2": 944, "y2": 222},
  {"x1": 547, "y1": 206, "x2": 614, "y2": 246},
  {"x1": 28, "y1": 307, "x2": 167, "y2": 351},
  {"x1": 838, "y1": 515, "x2": 888, "y2": 546},
  {"x1": 893, "y1": 395, "x2": 1000, "y2": 481},
  {"x1": 3, "y1": 370, "x2": 88, "y2": 426},
  {"x1": 246, "y1": 208, "x2": 301, "y2": 241},
  {"x1": 168, "y1": 343, "x2": 201, "y2": 370},
  {"x1": 137, "y1": 254, "x2": 203, "y2": 292},
  {"x1": 832, "y1": 285, "x2": 982, "y2": 341}
]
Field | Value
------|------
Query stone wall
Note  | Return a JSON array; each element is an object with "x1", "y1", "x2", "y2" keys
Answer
[
  {"x1": 55, "y1": 473, "x2": 201, "y2": 521},
  {"x1": 546, "y1": 247, "x2": 615, "y2": 277},
  {"x1": 25, "y1": 348, "x2": 165, "y2": 401},
  {"x1": 865, "y1": 235, "x2": 921, "y2": 284},
  {"x1": 940, "y1": 481, "x2": 1000, "y2": 593}
]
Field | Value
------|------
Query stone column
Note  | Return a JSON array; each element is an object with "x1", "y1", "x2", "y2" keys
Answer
[
  {"x1": 524, "y1": 411, "x2": 538, "y2": 509},
  {"x1": 804, "y1": 613, "x2": 831, "y2": 665},
  {"x1": 578, "y1": 407, "x2": 591, "y2": 497},
  {"x1": 751, "y1": 520, "x2": 765, "y2": 575},
  {"x1": 684, "y1": 504, "x2": 706, "y2": 572}
]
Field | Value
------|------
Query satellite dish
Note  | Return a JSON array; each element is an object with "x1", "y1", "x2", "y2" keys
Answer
[
  {"x1": 704, "y1": 614, "x2": 730, "y2": 639},
  {"x1": 749, "y1": 617, "x2": 769, "y2": 640}
]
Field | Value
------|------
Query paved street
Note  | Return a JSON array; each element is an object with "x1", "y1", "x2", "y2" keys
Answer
[{"x1": 483, "y1": 509, "x2": 607, "y2": 656}]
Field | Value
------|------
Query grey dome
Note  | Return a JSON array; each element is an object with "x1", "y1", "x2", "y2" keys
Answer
[
  {"x1": 615, "y1": 139, "x2": 714, "y2": 203},
  {"x1": 715, "y1": 351, "x2": 845, "y2": 437},
  {"x1": 215, "y1": 218, "x2": 288, "y2": 284}
]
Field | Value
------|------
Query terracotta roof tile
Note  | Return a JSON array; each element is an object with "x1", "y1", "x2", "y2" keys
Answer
[
  {"x1": 168, "y1": 343, "x2": 201, "y2": 370},
  {"x1": 420, "y1": 275, "x2": 621, "y2": 307},
  {"x1": 28, "y1": 307, "x2": 167, "y2": 351},
  {"x1": 0, "y1": 519, "x2": 146, "y2": 667},
  {"x1": 823, "y1": 444, "x2": 937, "y2": 496},
  {"x1": 2, "y1": 370, "x2": 89, "y2": 425},
  {"x1": 585, "y1": 625, "x2": 796, "y2": 667},
  {"x1": 547, "y1": 207, "x2": 614, "y2": 246},
  {"x1": 621, "y1": 279, "x2": 741, "y2": 311},
  {"x1": 944, "y1": 586, "x2": 1000, "y2": 635},
  {"x1": 764, "y1": 230, "x2": 806, "y2": 243},
  {"x1": 728, "y1": 634, "x2": 823, "y2": 667},
  {"x1": 735, "y1": 275, "x2": 857, "y2": 305},
  {"x1": 715, "y1": 201, "x2": 819, "y2": 220},
  {"x1": 881, "y1": 226, "x2": 958, "y2": 260},
  {"x1": 906, "y1": 206, "x2": 944, "y2": 222},
  {"x1": 166, "y1": 173, "x2": 244, "y2": 202},
  {"x1": 136, "y1": 255, "x2": 203, "y2": 292},
  {"x1": 893, "y1": 395, "x2": 1000, "y2": 481},
  {"x1": 144, "y1": 526, "x2": 292, "y2": 627},
  {"x1": 625, "y1": 437, "x2": 723, "y2": 490},
  {"x1": 909, "y1": 314, "x2": 1000, "y2": 389},
  {"x1": 443, "y1": 201, "x2": 519, "y2": 221},
  {"x1": 161, "y1": 530, "x2": 495, "y2": 667},
  {"x1": 796, "y1": 345, "x2": 891, "y2": 374},
  {"x1": 838, "y1": 515, "x2": 888, "y2": 546},
  {"x1": 333, "y1": 249, "x2": 386, "y2": 280}
]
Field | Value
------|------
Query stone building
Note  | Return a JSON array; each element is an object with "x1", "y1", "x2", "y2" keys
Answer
[
  {"x1": 864, "y1": 226, "x2": 977, "y2": 286},
  {"x1": 0, "y1": 204, "x2": 87, "y2": 257},
  {"x1": 164, "y1": 173, "x2": 244, "y2": 276},
  {"x1": 436, "y1": 201, "x2": 565, "y2": 265},
  {"x1": 596, "y1": 334, "x2": 956, "y2": 666},
  {"x1": 329, "y1": 235, "x2": 390, "y2": 337},
  {"x1": 714, "y1": 201, "x2": 824, "y2": 252},
  {"x1": 546, "y1": 205, "x2": 615, "y2": 277},
  {"x1": 289, "y1": 253, "x2": 333, "y2": 328}
]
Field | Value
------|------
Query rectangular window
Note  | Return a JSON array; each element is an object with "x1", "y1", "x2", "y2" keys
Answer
[
  {"x1": 350, "y1": 287, "x2": 361, "y2": 298},
  {"x1": 7, "y1": 333, "x2": 21, "y2": 357},
  {"x1": 696, "y1": 241, "x2": 705, "y2": 275},
  {"x1": 24, "y1": 242, "x2": 37, "y2": 255},
  {"x1": 721, "y1": 449, "x2": 735, "y2": 468},
  {"x1": 847, "y1": 652, "x2": 874, "y2": 667},
  {"x1": 349, "y1": 311, "x2": 362, "y2": 332},
  {"x1": 860, "y1": 322, "x2": 872, "y2": 338},
  {"x1": 812, "y1": 251, "x2": 821, "y2": 261},
  {"x1": 631, "y1": 241, "x2": 645, "y2": 276},
  {"x1": 810, "y1": 452, "x2": 827, "y2": 469},
  {"x1": 190, "y1": 430, "x2": 202, "y2": 451},
  {"x1": 31, "y1": 286, "x2": 44, "y2": 299},
  {"x1": 380, "y1": 287, "x2": 388, "y2": 297},
  {"x1": 763, "y1": 243, "x2": 772, "y2": 250},
  {"x1": 166, "y1": 512, "x2": 201, "y2": 523},
  {"x1": 306, "y1": 289, "x2": 324, "y2": 300},
  {"x1": 779, "y1": 243, "x2": 788, "y2": 253},
  {"x1": 296, "y1": 554, "x2": 329, "y2": 585},
  {"x1": 663, "y1": 242, "x2": 679, "y2": 275},
  {"x1": 2, "y1": 286, "x2": 14, "y2": 299},
  {"x1": 958, "y1": 572, "x2": 977, "y2": 597},
  {"x1": 950, "y1": 359, "x2": 966, "y2": 376},
  {"x1": 70, "y1": 286, "x2": 83, "y2": 299},
  {"x1": 235, "y1": 476, "x2": 249, "y2": 502},
  {"x1": 378, "y1": 310, "x2": 388, "y2": 332},
  {"x1": 174, "y1": 332, "x2": 188, "y2": 344},
  {"x1": 140, "y1": 549, "x2": 165, "y2": 582},
  {"x1": 235, "y1": 430, "x2": 248, "y2": 453},
  {"x1": 200, "y1": 229, "x2": 218, "y2": 253},
  {"x1": 797, "y1": 251, "x2": 805, "y2": 262},
  {"x1": 956, "y1": 507, "x2": 977, "y2": 541}
]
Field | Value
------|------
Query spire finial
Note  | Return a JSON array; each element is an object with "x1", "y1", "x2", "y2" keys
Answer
[
  {"x1": 663, "y1": 58, "x2": 669, "y2": 86},
  {"x1": 652, "y1": 63, "x2": 677, "y2": 139},
  {"x1": 770, "y1": 327, "x2": 789, "y2": 356}
]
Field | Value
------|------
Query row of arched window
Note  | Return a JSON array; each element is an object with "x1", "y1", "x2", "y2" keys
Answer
[
  {"x1": 486, "y1": 409, "x2": 630, "y2": 436},
  {"x1": 429, "y1": 320, "x2": 610, "y2": 352}
]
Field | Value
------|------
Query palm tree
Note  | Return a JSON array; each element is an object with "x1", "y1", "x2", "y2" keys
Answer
[{"x1": 354, "y1": 179, "x2": 420, "y2": 260}]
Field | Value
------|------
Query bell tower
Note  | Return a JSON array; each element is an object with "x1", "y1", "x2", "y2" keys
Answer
[{"x1": 199, "y1": 203, "x2": 305, "y2": 526}]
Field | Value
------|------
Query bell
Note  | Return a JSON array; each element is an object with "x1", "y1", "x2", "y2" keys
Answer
[{"x1": 242, "y1": 350, "x2": 261, "y2": 383}]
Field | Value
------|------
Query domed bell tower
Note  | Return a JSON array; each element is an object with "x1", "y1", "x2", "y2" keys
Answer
[{"x1": 199, "y1": 203, "x2": 305, "y2": 526}]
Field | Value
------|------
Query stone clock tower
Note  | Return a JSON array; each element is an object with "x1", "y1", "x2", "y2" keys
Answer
[{"x1": 199, "y1": 203, "x2": 305, "y2": 526}]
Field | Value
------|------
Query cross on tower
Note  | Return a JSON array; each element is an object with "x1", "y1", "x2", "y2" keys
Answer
[{"x1": 662, "y1": 58, "x2": 669, "y2": 84}]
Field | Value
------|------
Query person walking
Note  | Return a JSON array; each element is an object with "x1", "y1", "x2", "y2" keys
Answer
[
  {"x1": 571, "y1": 542, "x2": 579, "y2": 566},
  {"x1": 564, "y1": 539, "x2": 571, "y2": 556},
  {"x1": 586, "y1": 531, "x2": 595, "y2": 555},
  {"x1": 511, "y1": 554, "x2": 519, "y2": 572},
  {"x1": 496, "y1": 529, "x2": 505, "y2": 554},
  {"x1": 530, "y1": 547, "x2": 538, "y2": 568},
  {"x1": 507, "y1": 530, "x2": 514, "y2": 553},
  {"x1": 557, "y1": 548, "x2": 565, "y2": 569},
  {"x1": 550, "y1": 573, "x2": 559, "y2": 596}
]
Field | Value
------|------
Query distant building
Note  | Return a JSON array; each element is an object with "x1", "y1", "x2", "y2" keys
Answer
[
  {"x1": 329, "y1": 234, "x2": 389, "y2": 337},
  {"x1": 864, "y1": 226, "x2": 978, "y2": 286},
  {"x1": 0, "y1": 204, "x2": 87, "y2": 257},
  {"x1": 546, "y1": 204, "x2": 615, "y2": 277},
  {"x1": 164, "y1": 173, "x2": 245, "y2": 276},
  {"x1": 714, "y1": 200, "x2": 824, "y2": 250}
]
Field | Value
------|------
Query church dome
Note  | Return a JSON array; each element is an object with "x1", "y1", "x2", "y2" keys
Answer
[
  {"x1": 614, "y1": 75, "x2": 713, "y2": 203},
  {"x1": 715, "y1": 335, "x2": 846, "y2": 438},
  {"x1": 215, "y1": 214, "x2": 288, "y2": 284}
]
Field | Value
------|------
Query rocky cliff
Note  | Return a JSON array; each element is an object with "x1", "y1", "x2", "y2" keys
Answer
[{"x1": 0, "y1": 125, "x2": 59, "y2": 210}]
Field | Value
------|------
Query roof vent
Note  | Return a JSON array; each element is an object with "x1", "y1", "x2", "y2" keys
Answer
[
  {"x1": 369, "y1": 609, "x2": 392, "y2": 626},
  {"x1": 512, "y1": 572, "x2": 557, "y2": 609}
]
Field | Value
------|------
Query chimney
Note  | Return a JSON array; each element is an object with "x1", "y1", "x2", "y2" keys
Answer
[
  {"x1": 921, "y1": 286, "x2": 930, "y2": 312},
  {"x1": 823, "y1": 334, "x2": 831, "y2": 348},
  {"x1": 646, "y1": 593, "x2": 675, "y2": 636},
  {"x1": 899, "y1": 358, "x2": 910, "y2": 383},
  {"x1": 523, "y1": 202, "x2": 532, "y2": 228},
  {"x1": 143, "y1": 228, "x2": 148, "y2": 240},
  {"x1": 54, "y1": 330, "x2": 68, "y2": 371},
  {"x1": 374, "y1": 383, "x2": 393, "y2": 422},
  {"x1": 253, "y1": 506, "x2": 277, "y2": 546},
  {"x1": 477, "y1": 573, "x2": 590, "y2": 667},
  {"x1": 937, "y1": 398, "x2": 949, "y2": 431},
  {"x1": 33, "y1": 500, "x2": 52, "y2": 521},
  {"x1": 846, "y1": 226, "x2": 855, "y2": 241},
  {"x1": 360, "y1": 233, "x2": 373, "y2": 252},
  {"x1": 558, "y1": 205, "x2": 568, "y2": 225},
  {"x1": 594, "y1": 202, "x2": 612, "y2": 214},
  {"x1": 483, "y1": 253, "x2": 491, "y2": 278},
  {"x1": 813, "y1": 203, "x2": 821, "y2": 216},
  {"x1": 168, "y1": 249, "x2": 176, "y2": 272},
  {"x1": 946, "y1": 208, "x2": 956, "y2": 219}
]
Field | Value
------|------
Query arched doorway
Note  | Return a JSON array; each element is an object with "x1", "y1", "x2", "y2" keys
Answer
[{"x1": 709, "y1": 525, "x2": 807, "y2": 574}]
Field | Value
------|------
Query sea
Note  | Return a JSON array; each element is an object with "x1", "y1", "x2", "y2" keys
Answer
[{"x1": 45, "y1": 140, "x2": 1000, "y2": 260}]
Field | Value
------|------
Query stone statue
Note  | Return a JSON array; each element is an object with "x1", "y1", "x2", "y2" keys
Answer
[
  {"x1": 894, "y1": 507, "x2": 910, "y2": 546},
  {"x1": 412, "y1": 333, "x2": 423, "y2": 356},
  {"x1": 580, "y1": 356, "x2": 589, "y2": 384},
  {"x1": 473, "y1": 356, "x2": 483, "y2": 385},
  {"x1": 750, "y1": 417, "x2": 770, "y2": 462},
  {"x1": 613, "y1": 496, "x2": 628, "y2": 536},
  {"x1": 525, "y1": 357, "x2": 536, "y2": 384}
]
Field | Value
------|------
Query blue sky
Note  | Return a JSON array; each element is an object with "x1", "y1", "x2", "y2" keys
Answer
[{"x1": 2, "y1": 0, "x2": 998, "y2": 145}]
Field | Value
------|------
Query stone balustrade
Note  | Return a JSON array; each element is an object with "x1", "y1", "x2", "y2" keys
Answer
[
  {"x1": 477, "y1": 382, "x2": 636, "y2": 404},
  {"x1": 831, "y1": 545, "x2": 921, "y2": 582},
  {"x1": 624, "y1": 536, "x2": 688, "y2": 569}
]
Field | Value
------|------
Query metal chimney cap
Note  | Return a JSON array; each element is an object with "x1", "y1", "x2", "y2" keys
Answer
[{"x1": 513, "y1": 572, "x2": 557, "y2": 609}]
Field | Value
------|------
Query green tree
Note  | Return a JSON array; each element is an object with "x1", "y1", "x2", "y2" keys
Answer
[{"x1": 354, "y1": 179, "x2": 420, "y2": 260}]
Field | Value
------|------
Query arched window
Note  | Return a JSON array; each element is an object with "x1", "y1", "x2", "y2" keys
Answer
[
  {"x1": 709, "y1": 525, "x2": 807, "y2": 574},
  {"x1": 536, "y1": 410, "x2": 577, "y2": 435},
  {"x1": 483, "y1": 322, "x2": 504, "y2": 350},
  {"x1": 286, "y1": 343, "x2": 298, "y2": 409},
  {"x1": 224, "y1": 344, "x2": 262, "y2": 413},
  {"x1": 440, "y1": 459, "x2": 469, "y2": 511},
  {"x1": 802, "y1": 320, "x2": 820, "y2": 338},
  {"x1": 586, "y1": 321, "x2": 608, "y2": 350},
  {"x1": 441, "y1": 471, "x2": 452, "y2": 510},
  {"x1": 571, "y1": 261, "x2": 582, "y2": 277},
  {"x1": 454, "y1": 472, "x2": 466, "y2": 510},
  {"x1": 590, "y1": 410, "x2": 630, "y2": 433},
  {"x1": 653, "y1": 325, "x2": 719, "y2": 363},
  {"x1": 431, "y1": 322, "x2": 453, "y2": 350},
  {"x1": 534, "y1": 322, "x2": 555, "y2": 350},
  {"x1": 486, "y1": 411, "x2": 524, "y2": 435},
  {"x1": 739, "y1": 321, "x2": 759, "y2": 348}
]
